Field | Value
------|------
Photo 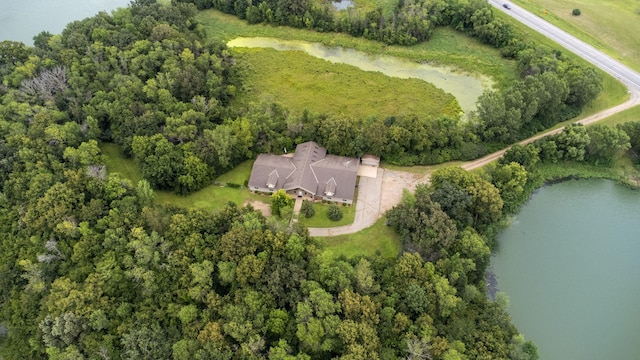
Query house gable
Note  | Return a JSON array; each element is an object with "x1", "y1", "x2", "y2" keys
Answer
[{"x1": 248, "y1": 142, "x2": 359, "y2": 203}]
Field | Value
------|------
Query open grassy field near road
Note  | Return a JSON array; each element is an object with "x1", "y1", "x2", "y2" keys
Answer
[
  {"x1": 100, "y1": 143, "x2": 268, "y2": 212},
  {"x1": 298, "y1": 202, "x2": 356, "y2": 227},
  {"x1": 512, "y1": 0, "x2": 640, "y2": 73},
  {"x1": 197, "y1": 10, "x2": 517, "y2": 88},
  {"x1": 319, "y1": 218, "x2": 402, "y2": 258},
  {"x1": 577, "y1": 75, "x2": 630, "y2": 118},
  {"x1": 233, "y1": 47, "x2": 461, "y2": 120},
  {"x1": 597, "y1": 105, "x2": 640, "y2": 127},
  {"x1": 494, "y1": 10, "x2": 630, "y2": 116}
]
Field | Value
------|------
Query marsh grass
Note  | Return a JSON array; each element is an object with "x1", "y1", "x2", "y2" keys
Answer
[
  {"x1": 197, "y1": 10, "x2": 517, "y2": 88},
  {"x1": 234, "y1": 47, "x2": 461, "y2": 119}
]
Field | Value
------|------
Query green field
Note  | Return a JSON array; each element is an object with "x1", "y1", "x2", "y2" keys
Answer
[
  {"x1": 100, "y1": 143, "x2": 268, "y2": 212},
  {"x1": 512, "y1": 0, "x2": 640, "y2": 73},
  {"x1": 197, "y1": 10, "x2": 517, "y2": 89},
  {"x1": 319, "y1": 218, "x2": 402, "y2": 258},
  {"x1": 202, "y1": 8, "x2": 629, "y2": 121},
  {"x1": 214, "y1": 159, "x2": 254, "y2": 185},
  {"x1": 298, "y1": 202, "x2": 356, "y2": 227},
  {"x1": 234, "y1": 47, "x2": 461, "y2": 119}
]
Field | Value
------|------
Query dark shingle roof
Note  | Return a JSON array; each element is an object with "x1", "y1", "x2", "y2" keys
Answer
[
  {"x1": 248, "y1": 142, "x2": 359, "y2": 201},
  {"x1": 248, "y1": 154, "x2": 295, "y2": 190}
]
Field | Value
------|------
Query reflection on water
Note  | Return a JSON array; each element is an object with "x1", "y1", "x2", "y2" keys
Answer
[
  {"x1": 492, "y1": 179, "x2": 640, "y2": 360},
  {"x1": 227, "y1": 37, "x2": 492, "y2": 114},
  {"x1": 0, "y1": 0, "x2": 131, "y2": 44},
  {"x1": 332, "y1": 0, "x2": 354, "y2": 10}
]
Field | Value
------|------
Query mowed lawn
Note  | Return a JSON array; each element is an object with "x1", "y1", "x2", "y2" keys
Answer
[
  {"x1": 234, "y1": 47, "x2": 461, "y2": 120},
  {"x1": 298, "y1": 202, "x2": 356, "y2": 227},
  {"x1": 319, "y1": 218, "x2": 402, "y2": 259},
  {"x1": 100, "y1": 143, "x2": 268, "y2": 212},
  {"x1": 512, "y1": 0, "x2": 640, "y2": 72}
]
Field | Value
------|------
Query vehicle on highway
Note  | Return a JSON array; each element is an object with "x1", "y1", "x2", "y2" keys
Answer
[{"x1": 503, "y1": 3, "x2": 511, "y2": 9}]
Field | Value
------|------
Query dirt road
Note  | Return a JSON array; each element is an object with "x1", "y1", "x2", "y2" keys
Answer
[{"x1": 310, "y1": 2, "x2": 640, "y2": 236}]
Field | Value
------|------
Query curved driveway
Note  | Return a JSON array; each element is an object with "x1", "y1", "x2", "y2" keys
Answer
[
  {"x1": 308, "y1": 168, "x2": 383, "y2": 237},
  {"x1": 310, "y1": 2, "x2": 640, "y2": 236}
]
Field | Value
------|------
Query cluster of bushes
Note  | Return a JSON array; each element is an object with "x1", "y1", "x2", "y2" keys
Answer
[
  {"x1": 503, "y1": 123, "x2": 631, "y2": 169},
  {"x1": 182, "y1": 0, "x2": 514, "y2": 47},
  {"x1": 327, "y1": 203, "x2": 343, "y2": 221},
  {"x1": 473, "y1": 48, "x2": 602, "y2": 144},
  {"x1": 300, "y1": 199, "x2": 315, "y2": 218}
]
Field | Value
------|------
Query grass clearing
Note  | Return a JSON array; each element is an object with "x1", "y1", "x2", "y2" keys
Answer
[
  {"x1": 215, "y1": 159, "x2": 253, "y2": 184},
  {"x1": 100, "y1": 143, "x2": 268, "y2": 212},
  {"x1": 234, "y1": 47, "x2": 460, "y2": 119},
  {"x1": 298, "y1": 202, "x2": 356, "y2": 227},
  {"x1": 153, "y1": 185, "x2": 267, "y2": 212},
  {"x1": 100, "y1": 143, "x2": 143, "y2": 184},
  {"x1": 319, "y1": 218, "x2": 402, "y2": 258},
  {"x1": 511, "y1": 0, "x2": 640, "y2": 73},
  {"x1": 204, "y1": 8, "x2": 628, "y2": 118}
]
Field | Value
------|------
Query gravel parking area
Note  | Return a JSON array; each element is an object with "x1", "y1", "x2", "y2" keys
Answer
[{"x1": 379, "y1": 169, "x2": 430, "y2": 213}]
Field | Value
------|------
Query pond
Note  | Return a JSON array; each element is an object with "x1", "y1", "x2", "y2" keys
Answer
[
  {"x1": 0, "y1": 0, "x2": 131, "y2": 44},
  {"x1": 332, "y1": 0, "x2": 354, "y2": 11},
  {"x1": 491, "y1": 179, "x2": 640, "y2": 359},
  {"x1": 227, "y1": 37, "x2": 492, "y2": 114}
]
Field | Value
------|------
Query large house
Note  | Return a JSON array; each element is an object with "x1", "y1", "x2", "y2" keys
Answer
[{"x1": 248, "y1": 142, "x2": 359, "y2": 204}]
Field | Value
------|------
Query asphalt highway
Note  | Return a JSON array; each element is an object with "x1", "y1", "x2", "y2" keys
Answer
[{"x1": 489, "y1": 0, "x2": 640, "y2": 93}]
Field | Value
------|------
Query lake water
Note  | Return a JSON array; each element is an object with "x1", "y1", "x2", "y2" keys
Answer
[
  {"x1": 227, "y1": 37, "x2": 492, "y2": 114},
  {"x1": 491, "y1": 179, "x2": 640, "y2": 359},
  {"x1": 0, "y1": 0, "x2": 131, "y2": 44},
  {"x1": 332, "y1": 0, "x2": 354, "y2": 11}
]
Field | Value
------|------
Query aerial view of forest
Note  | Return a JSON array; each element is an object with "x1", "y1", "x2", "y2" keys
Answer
[{"x1": 1, "y1": 0, "x2": 639, "y2": 358}]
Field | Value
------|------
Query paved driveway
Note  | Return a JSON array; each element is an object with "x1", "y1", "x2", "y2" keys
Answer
[{"x1": 308, "y1": 168, "x2": 384, "y2": 237}]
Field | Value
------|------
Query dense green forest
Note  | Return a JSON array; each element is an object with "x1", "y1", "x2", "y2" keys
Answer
[{"x1": 1, "y1": 0, "x2": 639, "y2": 359}]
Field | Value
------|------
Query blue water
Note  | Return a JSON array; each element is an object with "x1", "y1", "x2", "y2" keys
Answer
[
  {"x1": 492, "y1": 179, "x2": 640, "y2": 359},
  {"x1": 0, "y1": 0, "x2": 131, "y2": 44}
]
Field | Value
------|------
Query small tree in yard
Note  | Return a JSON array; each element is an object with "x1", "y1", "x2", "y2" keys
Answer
[
  {"x1": 572, "y1": 8, "x2": 581, "y2": 16},
  {"x1": 327, "y1": 204, "x2": 343, "y2": 221},
  {"x1": 301, "y1": 200, "x2": 315, "y2": 218},
  {"x1": 271, "y1": 189, "x2": 294, "y2": 218}
]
